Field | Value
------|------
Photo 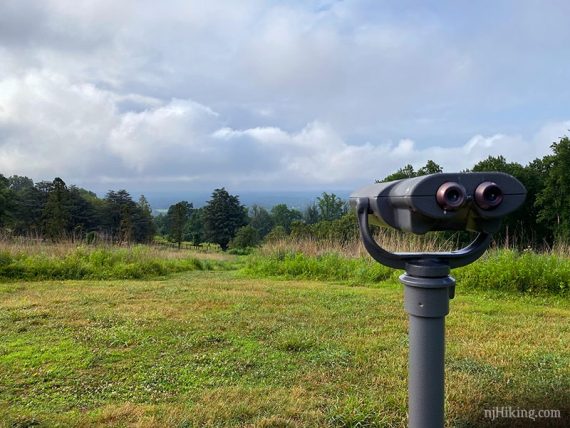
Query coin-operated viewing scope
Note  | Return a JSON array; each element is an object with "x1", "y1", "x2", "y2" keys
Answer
[
  {"x1": 350, "y1": 172, "x2": 526, "y2": 269},
  {"x1": 350, "y1": 172, "x2": 526, "y2": 235},
  {"x1": 350, "y1": 172, "x2": 526, "y2": 428}
]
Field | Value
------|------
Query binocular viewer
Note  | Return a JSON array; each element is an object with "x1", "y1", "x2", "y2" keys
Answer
[
  {"x1": 350, "y1": 172, "x2": 526, "y2": 428},
  {"x1": 350, "y1": 172, "x2": 526, "y2": 235}
]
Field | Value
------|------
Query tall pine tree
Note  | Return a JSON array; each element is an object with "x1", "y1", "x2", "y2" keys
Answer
[
  {"x1": 166, "y1": 201, "x2": 192, "y2": 248},
  {"x1": 202, "y1": 188, "x2": 247, "y2": 250}
]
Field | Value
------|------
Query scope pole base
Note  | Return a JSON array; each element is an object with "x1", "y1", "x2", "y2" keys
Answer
[{"x1": 400, "y1": 261, "x2": 456, "y2": 428}]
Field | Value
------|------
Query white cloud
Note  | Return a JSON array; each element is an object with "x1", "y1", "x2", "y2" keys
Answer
[
  {"x1": 0, "y1": 70, "x2": 567, "y2": 191},
  {"x1": 0, "y1": 71, "x2": 119, "y2": 178},
  {"x1": 108, "y1": 99, "x2": 219, "y2": 172},
  {"x1": 0, "y1": 1, "x2": 569, "y2": 193}
]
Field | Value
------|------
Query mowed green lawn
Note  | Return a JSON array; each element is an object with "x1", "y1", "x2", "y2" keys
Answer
[{"x1": 1, "y1": 272, "x2": 568, "y2": 427}]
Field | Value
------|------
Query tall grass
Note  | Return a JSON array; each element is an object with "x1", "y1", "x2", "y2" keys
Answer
[
  {"x1": 263, "y1": 229, "x2": 462, "y2": 258},
  {"x1": 245, "y1": 235, "x2": 570, "y2": 294},
  {"x1": 243, "y1": 251, "x2": 395, "y2": 284},
  {"x1": 455, "y1": 249, "x2": 570, "y2": 294},
  {"x1": 0, "y1": 243, "x2": 233, "y2": 281}
]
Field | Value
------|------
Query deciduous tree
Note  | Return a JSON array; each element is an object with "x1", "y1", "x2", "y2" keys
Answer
[
  {"x1": 0, "y1": 174, "x2": 13, "y2": 228},
  {"x1": 43, "y1": 177, "x2": 70, "y2": 241},
  {"x1": 537, "y1": 137, "x2": 570, "y2": 241},
  {"x1": 270, "y1": 204, "x2": 302, "y2": 233},
  {"x1": 248, "y1": 205, "x2": 273, "y2": 238},
  {"x1": 229, "y1": 225, "x2": 261, "y2": 249},
  {"x1": 317, "y1": 192, "x2": 347, "y2": 221}
]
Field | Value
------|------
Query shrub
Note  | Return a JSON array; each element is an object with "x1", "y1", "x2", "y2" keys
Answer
[
  {"x1": 264, "y1": 226, "x2": 287, "y2": 242},
  {"x1": 229, "y1": 225, "x2": 260, "y2": 250}
]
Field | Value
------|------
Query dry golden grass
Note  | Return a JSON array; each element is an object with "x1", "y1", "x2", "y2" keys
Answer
[
  {"x1": 0, "y1": 239, "x2": 234, "y2": 262},
  {"x1": 262, "y1": 230, "x2": 462, "y2": 259}
]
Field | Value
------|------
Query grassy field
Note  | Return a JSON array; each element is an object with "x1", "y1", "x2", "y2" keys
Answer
[
  {"x1": 244, "y1": 249, "x2": 570, "y2": 294},
  {"x1": 1, "y1": 270, "x2": 568, "y2": 427},
  {"x1": 0, "y1": 243, "x2": 235, "y2": 281}
]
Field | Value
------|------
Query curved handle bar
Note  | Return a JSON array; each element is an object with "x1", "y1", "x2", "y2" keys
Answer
[{"x1": 355, "y1": 198, "x2": 492, "y2": 270}]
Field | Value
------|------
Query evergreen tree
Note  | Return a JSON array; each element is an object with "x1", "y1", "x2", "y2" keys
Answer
[
  {"x1": 103, "y1": 190, "x2": 137, "y2": 243},
  {"x1": 166, "y1": 201, "x2": 193, "y2": 248},
  {"x1": 133, "y1": 195, "x2": 156, "y2": 243},
  {"x1": 202, "y1": 188, "x2": 247, "y2": 250},
  {"x1": 68, "y1": 186, "x2": 99, "y2": 237},
  {"x1": 43, "y1": 177, "x2": 70, "y2": 241},
  {"x1": 10, "y1": 183, "x2": 43, "y2": 235},
  {"x1": 119, "y1": 205, "x2": 134, "y2": 243}
]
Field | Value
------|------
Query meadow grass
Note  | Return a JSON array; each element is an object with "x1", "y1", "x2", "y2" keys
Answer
[
  {"x1": 4, "y1": 236, "x2": 570, "y2": 295},
  {"x1": 454, "y1": 249, "x2": 570, "y2": 294},
  {"x1": 0, "y1": 243, "x2": 235, "y2": 281},
  {"x1": 0, "y1": 271, "x2": 568, "y2": 427},
  {"x1": 1, "y1": 240, "x2": 569, "y2": 426},
  {"x1": 242, "y1": 251, "x2": 395, "y2": 284},
  {"x1": 244, "y1": 239, "x2": 570, "y2": 295}
]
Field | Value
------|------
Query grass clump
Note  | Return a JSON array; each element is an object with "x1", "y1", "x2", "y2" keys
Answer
[
  {"x1": 454, "y1": 249, "x2": 570, "y2": 294},
  {"x1": 0, "y1": 245, "x2": 232, "y2": 281},
  {"x1": 242, "y1": 250, "x2": 393, "y2": 285},
  {"x1": 244, "y1": 246, "x2": 570, "y2": 294}
]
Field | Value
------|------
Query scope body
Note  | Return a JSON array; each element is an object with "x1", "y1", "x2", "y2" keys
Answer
[{"x1": 350, "y1": 172, "x2": 526, "y2": 234}]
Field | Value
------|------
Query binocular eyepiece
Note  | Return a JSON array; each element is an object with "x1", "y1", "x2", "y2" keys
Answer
[
  {"x1": 435, "y1": 181, "x2": 504, "y2": 211},
  {"x1": 435, "y1": 182, "x2": 466, "y2": 210},
  {"x1": 350, "y1": 172, "x2": 526, "y2": 234},
  {"x1": 474, "y1": 181, "x2": 503, "y2": 209}
]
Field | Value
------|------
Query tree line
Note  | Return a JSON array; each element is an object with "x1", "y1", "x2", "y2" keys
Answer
[
  {"x1": 0, "y1": 176, "x2": 155, "y2": 243},
  {"x1": 154, "y1": 189, "x2": 351, "y2": 250},
  {"x1": 1, "y1": 136, "x2": 569, "y2": 250},
  {"x1": 0, "y1": 175, "x2": 351, "y2": 250}
]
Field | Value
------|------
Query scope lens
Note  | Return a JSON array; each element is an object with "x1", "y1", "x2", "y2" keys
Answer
[
  {"x1": 475, "y1": 182, "x2": 503, "y2": 209},
  {"x1": 436, "y1": 182, "x2": 466, "y2": 210},
  {"x1": 447, "y1": 189, "x2": 461, "y2": 203}
]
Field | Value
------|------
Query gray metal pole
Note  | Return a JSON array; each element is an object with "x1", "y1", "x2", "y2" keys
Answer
[
  {"x1": 408, "y1": 314, "x2": 445, "y2": 428},
  {"x1": 400, "y1": 263, "x2": 455, "y2": 428}
]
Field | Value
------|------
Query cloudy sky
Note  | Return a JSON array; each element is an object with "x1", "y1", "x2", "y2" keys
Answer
[{"x1": 1, "y1": 0, "x2": 569, "y2": 195}]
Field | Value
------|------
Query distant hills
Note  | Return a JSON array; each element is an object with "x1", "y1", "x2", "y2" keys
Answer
[{"x1": 133, "y1": 190, "x2": 351, "y2": 213}]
